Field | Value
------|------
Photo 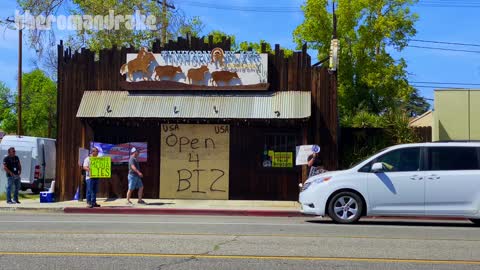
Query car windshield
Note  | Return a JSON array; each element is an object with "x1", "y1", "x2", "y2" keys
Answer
[{"x1": 348, "y1": 146, "x2": 391, "y2": 169}]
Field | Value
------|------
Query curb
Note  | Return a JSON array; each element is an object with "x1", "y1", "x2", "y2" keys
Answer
[
  {"x1": 62, "y1": 208, "x2": 470, "y2": 221},
  {"x1": 63, "y1": 207, "x2": 304, "y2": 217},
  {"x1": 0, "y1": 207, "x2": 64, "y2": 213},
  {"x1": 0, "y1": 206, "x2": 471, "y2": 221}
]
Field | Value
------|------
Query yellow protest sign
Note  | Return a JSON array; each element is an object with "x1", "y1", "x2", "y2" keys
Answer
[
  {"x1": 160, "y1": 124, "x2": 229, "y2": 199},
  {"x1": 90, "y1": 157, "x2": 111, "y2": 178},
  {"x1": 272, "y1": 152, "x2": 293, "y2": 168}
]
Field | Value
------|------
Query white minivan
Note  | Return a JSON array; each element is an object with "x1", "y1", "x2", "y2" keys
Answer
[
  {"x1": 299, "y1": 142, "x2": 480, "y2": 224},
  {"x1": 0, "y1": 135, "x2": 56, "y2": 193}
]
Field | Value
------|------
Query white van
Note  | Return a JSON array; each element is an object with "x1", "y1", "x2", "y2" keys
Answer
[
  {"x1": 0, "y1": 135, "x2": 56, "y2": 193},
  {"x1": 299, "y1": 142, "x2": 480, "y2": 224}
]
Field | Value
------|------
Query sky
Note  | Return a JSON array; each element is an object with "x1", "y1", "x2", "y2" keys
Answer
[{"x1": 0, "y1": 0, "x2": 479, "y2": 105}]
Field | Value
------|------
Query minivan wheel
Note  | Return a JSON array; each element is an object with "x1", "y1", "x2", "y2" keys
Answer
[
  {"x1": 328, "y1": 192, "x2": 363, "y2": 224},
  {"x1": 470, "y1": 219, "x2": 480, "y2": 225}
]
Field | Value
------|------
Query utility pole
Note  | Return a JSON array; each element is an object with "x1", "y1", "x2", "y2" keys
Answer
[
  {"x1": 331, "y1": 0, "x2": 339, "y2": 169},
  {"x1": 329, "y1": 1, "x2": 339, "y2": 72},
  {"x1": 6, "y1": 17, "x2": 23, "y2": 135},
  {"x1": 157, "y1": 0, "x2": 175, "y2": 46},
  {"x1": 332, "y1": 1, "x2": 337, "y2": 39},
  {"x1": 17, "y1": 24, "x2": 22, "y2": 136}
]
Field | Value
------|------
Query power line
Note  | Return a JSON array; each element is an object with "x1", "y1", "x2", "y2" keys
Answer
[
  {"x1": 176, "y1": 0, "x2": 480, "y2": 12},
  {"x1": 408, "y1": 45, "x2": 480, "y2": 53},
  {"x1": 420, "y1": 0, "x2": 480, "y2": 4},
  {"x1": 411, "y1": 85, "x2": 473, "y2": 89},
  {"x1": 176, "y1": 0, "x2": 303, "y2": 13},
  {"x1": 410, "y1": 81, "x2": 480, "y2": 86},
  {"x1": 410, "y1": 39, "x2": 480, "y2": 47},
  {"x1": 417, "y1": 0, "x2": 480, "y2": 8}
]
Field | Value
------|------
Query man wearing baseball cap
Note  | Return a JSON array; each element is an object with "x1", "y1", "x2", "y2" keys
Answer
[{"x1": 126, "y1": 147, "x2": 146, "y2": 205}]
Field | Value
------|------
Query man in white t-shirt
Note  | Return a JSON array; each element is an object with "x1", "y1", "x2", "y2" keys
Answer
[{"x1": 83, "y1": 147, "x2": 100, "y2": 208}]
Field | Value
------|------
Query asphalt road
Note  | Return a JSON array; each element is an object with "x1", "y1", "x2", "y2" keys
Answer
[{"x1": 0, "y1": 213, "x2": 479, "y2": 270}]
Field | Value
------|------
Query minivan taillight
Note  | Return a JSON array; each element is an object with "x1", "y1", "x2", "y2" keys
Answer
[{"x1": 34, "y1": 165, "x2": 40, "y2": 179}]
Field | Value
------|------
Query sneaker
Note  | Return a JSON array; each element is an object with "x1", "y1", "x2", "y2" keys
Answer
[
  {"x1": 137, "y1": 200, "x2": 146, "y2": 204},
  {"x1": 6, "y1": 201, "x2": 14, "y2": 204},
  {"x1": 126, "y1": 201, "x2": 133, "y2": 205},
  {"x1": 88, "y1": 204, "x2": 94, "y2": 208},
  {"x1": 14, "y1": 201, "x2": 20, "y2": 204},
  {"x1": 93, "y1": 203, "x2": 101, "y2": 207}
]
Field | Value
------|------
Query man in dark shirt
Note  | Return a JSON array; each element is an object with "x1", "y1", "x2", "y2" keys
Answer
[
  {"x1": 3, "y1": 147, "x2": 22, "y2": 204},
  {"x1": 126, "y1": 147, "x2": 145, "y2": 205}
]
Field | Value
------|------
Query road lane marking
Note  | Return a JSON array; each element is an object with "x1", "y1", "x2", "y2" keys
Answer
[
  {"x1": 0, "y1": 231, "x2": 478, "y2": 242},
  {"x1": 0, "y1": 220, "x2": 315, "y2": 226},
  {"x1": 0, "y1": 252, "x2": 479, "y2": 265}
]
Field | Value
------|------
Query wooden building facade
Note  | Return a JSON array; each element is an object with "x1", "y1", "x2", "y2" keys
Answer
[{"x1": 56, "y1": 36, "x2": 338, "y2": 201}]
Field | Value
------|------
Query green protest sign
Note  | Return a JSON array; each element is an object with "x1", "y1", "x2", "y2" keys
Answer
[{"x1": 90, "y1": 157, "x2": 111, "y2": 178}]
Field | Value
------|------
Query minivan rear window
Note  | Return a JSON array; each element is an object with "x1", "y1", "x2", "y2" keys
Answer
[{"x1": 428, "y1": 147, "x2": 480, "y2": 171}]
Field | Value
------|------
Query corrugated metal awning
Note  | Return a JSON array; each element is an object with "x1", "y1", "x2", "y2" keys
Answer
[{"x1": 76, "y1": 91, "x2": 311, "y2": 119}]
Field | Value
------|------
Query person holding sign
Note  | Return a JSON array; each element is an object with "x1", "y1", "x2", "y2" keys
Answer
[
  {"x1": 126, "y1": 147, "x2": 146, "y2": 205},
  {"x1": 307, "y1": 145, "x2": 326, "y2": 177},
  {"x1": 83, "y1": 147, "x2": 101, "y2": 208}
]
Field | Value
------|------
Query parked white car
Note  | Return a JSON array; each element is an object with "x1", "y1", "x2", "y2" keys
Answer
[
  {"x1": 299, "y1": 142, "x2": 480, "y2": 224},
  {"x1": 0, "y1": 135, "x2": 56, "y2": 193}
]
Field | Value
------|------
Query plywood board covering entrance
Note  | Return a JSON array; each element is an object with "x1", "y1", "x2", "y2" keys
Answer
[{"x1": 160, "y1": 124, "x2": 230, "y2": 199}]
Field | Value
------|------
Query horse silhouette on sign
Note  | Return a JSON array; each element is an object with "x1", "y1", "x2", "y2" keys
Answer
[{"x1": 120, "y1": 48, "x2": 156, "y2": 81}]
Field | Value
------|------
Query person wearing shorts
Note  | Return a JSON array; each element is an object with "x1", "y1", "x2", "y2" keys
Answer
[{"x1": 126, "y1": 147, "x2": 146, "y2": 205}]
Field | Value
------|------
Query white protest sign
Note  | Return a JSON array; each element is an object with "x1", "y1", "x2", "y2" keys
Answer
[{"x1": 295, "y1": 145, "x2": 320, "y2": 165}]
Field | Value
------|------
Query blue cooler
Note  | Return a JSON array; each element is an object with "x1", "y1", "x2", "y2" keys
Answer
[{"x1": 40, "y1": 192, "x2": 55, "y2": 203}]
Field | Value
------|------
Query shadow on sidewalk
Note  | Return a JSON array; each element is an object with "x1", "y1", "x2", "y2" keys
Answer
[{"x1": 145, "y1": 202, "x2": 175, "y2": 206}]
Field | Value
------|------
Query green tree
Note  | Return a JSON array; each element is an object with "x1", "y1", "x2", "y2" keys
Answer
[
  {"x1": 1, "y1": 70, "x2": 57, "y2": 138},
  {"x1": 404, "y1": 88, "x2": 430, "y2": 117},
  {"x1": 0, "y1": 82, "x2": 16, "y2": 133},
  {"x1": 294, "y1": 0, "x2": 420, "y2": 123},
  {"x1": 239, "y1": 40, "x2": 271, "y2": 52},
  {"x1": 205, "y1": 30, "x2": 237, "y2": 49},
  {"x1": 239, "y1": 40, "x2": 294, "y2": 57},
  {"x1": 205, "y1": 31, "x2": 294, "y2": 57},
  {"x1": 16, "y1": 0, "x2": 204, "y2": 53}
]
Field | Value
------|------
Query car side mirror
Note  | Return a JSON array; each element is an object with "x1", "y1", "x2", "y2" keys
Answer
[{"x1": 371, "y1": 162, "x2": 384, "y2": 173}]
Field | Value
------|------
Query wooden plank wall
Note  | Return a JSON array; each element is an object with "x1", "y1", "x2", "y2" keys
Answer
[
  {"x1": 56, "y1": 36, "x2": 328, "y2": 201},
  {"x1": 229, "y1": 125, "x2": 304, "y2": 201},
  {"x1": 310, "y1": 67, "x2": 339, "y2": 170}
]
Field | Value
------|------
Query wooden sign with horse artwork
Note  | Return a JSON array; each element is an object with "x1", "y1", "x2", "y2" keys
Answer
[{"x1": 119, "y1": 47, "x2": 269, "y2": 91}]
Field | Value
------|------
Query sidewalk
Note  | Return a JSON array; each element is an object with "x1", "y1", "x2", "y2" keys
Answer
[
  {"x1": 0, "y1": 198, "x2": 469, "y2": 221},
  {"x1": 0, "y1": 198, "x2": 303, "y2": 217}
]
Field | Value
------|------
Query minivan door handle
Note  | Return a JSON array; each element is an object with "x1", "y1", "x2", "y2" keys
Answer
[
  {"x1": 427, "y1": 174, "x2": 440, "y2": 180},
  {"x1": 410, "y1": 175, "x2": 423, "y2": 180}
]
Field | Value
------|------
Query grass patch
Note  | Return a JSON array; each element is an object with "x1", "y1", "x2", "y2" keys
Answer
[
  {"x1": 20, "y1": 193, "x2": 40, "y2": 200},
  {"x1": 0, "y1": 192, "x2": 40, "y2": 201}
]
